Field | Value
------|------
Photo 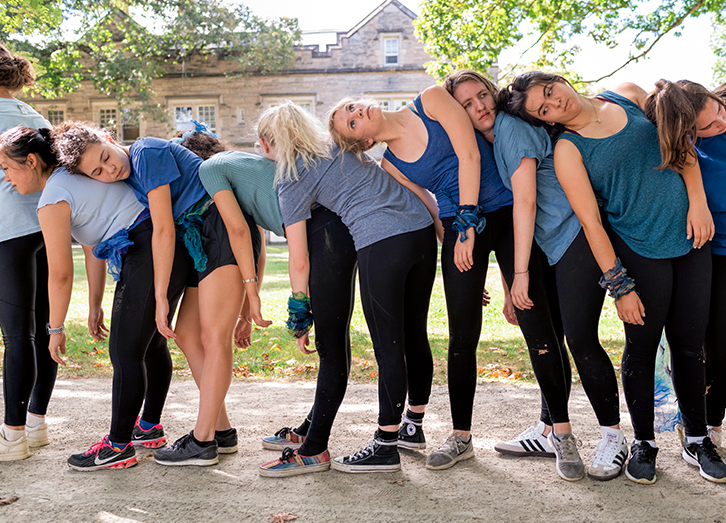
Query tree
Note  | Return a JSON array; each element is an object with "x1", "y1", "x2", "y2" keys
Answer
[
  {"x1": 414, "y1": 0, "x2": 725, "y2": 83},
  {"x1": 2, "y1": 1, "x2": 301, "y2": 120}
]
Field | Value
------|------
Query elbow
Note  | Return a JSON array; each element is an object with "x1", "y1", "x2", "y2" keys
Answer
[{"x1": 289, "y1": 256, "x2": 309, "y2": 277}]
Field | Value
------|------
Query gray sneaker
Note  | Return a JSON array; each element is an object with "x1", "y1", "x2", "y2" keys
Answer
[
  {"x1": 547, "y1": 432, "x2": 584, "y2": 481},
  {"x1": 425, "y1": 432, "x2": 474, "y2": 470}
]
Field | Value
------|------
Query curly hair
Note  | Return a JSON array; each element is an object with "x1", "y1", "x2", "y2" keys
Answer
[
  {"x1": 0, "y1": 126, "x2": 57, "y2": 168},
  {"x1": 327, "y1": 98, "x2": 379, "y2": 160},
  {"x1": 51, "y1": 121, "x2": 108, "y2": 174},
  {"x1": 0, "y1": 44, "x2": 35, "y2": 93},
  {"x1": 180, "y1": 132, "x2": 228, "y2": 160}
]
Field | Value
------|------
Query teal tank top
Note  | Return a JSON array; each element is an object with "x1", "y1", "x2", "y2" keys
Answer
[{"x1": 557, "y1": 91, "x2": 692, "y2": 259}]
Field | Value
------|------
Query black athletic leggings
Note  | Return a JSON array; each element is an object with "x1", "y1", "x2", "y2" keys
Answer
[
  {"x1": 301, "y1": 207, "x2": 358, "y2": 451},
  {"x1": 705, "y1": 253, "x2": 726, "y2": 428},
  {"x1": 555, "y1": 229, "x2": 621, "y2": 427},
  {"x1": 357, "y1": 225, "x2": 437, "y2": 427},
  {"x1": 0, "y1": 232, "x2": 57, "y2": 426},
  {"x1": 108, "y1": 219, "x2": 193, "y2": 444},
  {"x1": 442, "y1": 205, "x2": 571, "y2": 431},
  {"x1": 612, "y1": 233, "x2": 711, "y2": 441}
]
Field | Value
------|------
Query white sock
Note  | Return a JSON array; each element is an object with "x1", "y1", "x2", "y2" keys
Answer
[
  {"x1": 685, "y1": 435, "x2": 706, "y2": 446},
  {"x1": 26, "y1": 412, "x2": 45, "y2": 429},
  {"x1": 634, "y1": 439, "x2": 657, "y2": 448},
  {"x1": 2, "y1": 425, "x2": 25, "y2": 442}
]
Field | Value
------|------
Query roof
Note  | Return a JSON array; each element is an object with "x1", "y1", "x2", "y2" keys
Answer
[{"x1": 345, "y1": 0, "x2": 417, "y2": 39}]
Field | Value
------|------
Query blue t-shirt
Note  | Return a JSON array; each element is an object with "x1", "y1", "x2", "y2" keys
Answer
[
  {"x1": 492, "y1": 114, "x2": 581, "y2": 265},
  {"x1": 277, "y1": 144, "x2": 432, "y2": 251},
  {"x1": 382, "y1": 95, "x2": 513, "y2": 218},
  {"x1": 0, "y1": 98, "x2": 51, "y2": 242},
  {"x1": 696, "y1": 133, "x2": 726, "y2": 255},
  {"x1": 126, "y1": 137, "x2": 205, "y2": 220},
  {"x1": 38, "y1": 168, "x2": 144, "y2": 245}
]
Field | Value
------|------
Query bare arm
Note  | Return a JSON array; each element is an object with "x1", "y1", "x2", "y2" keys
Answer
[
  {"x1": 236, "y1": 225, "x2": 268, "y2": 348},
  {"x1": 509, "y1": 157, "x2": 537, "y2": 310},
  {"x1": 678, "y1": 155, "x2": 713, "y2": 248},
  {"x1": 147, "y1": 184, "x2": 177, "y2": 340},
  {"x1": 285, "y1": 220, "x2": 314, "y2": 354},
  {"x1": 554, "y1": 139, "x2": 645, "y2": 325},
  {"x1": 82, "y1": 244, "x2": 109, "y2": 341}
]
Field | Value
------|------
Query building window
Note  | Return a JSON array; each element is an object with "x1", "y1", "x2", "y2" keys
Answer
[
  {"x1": 384, "y1": 37, "x2": 399, "y2": 66},
  {"x1": 197, "y1": 106, "x2": 216, "y2": 131},
  {"x1": 99, "y1": 108, "x2": 118, "y2": 130},
  {"x1": 175, "y1": 106, "x2": 194, "y2": 131},
  {"x1": 238, "y1": 108, "x2": 245, "y2": 125},
  {"x1": 47, "y1": 110, "x2": 64, "y2": 125},
  {"x1": 121, "y1": 108, "x2": 140, "y2": 143},
  {"x1": 173, "y1": 103, "x2": 217, "y2": 132},
  {"x1": 263, "y1": 96, "x2": 315, "y2": 116},
  {"x1": 369, "y1": 92, "x2": 416, "y2": 112}
]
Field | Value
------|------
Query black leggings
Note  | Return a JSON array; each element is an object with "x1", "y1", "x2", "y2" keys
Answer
[
  {"x1": 108, "y1": 219, "x2": 193, "y2": 444},
  {"x1": 442, "y1": 206, "x2": 570, "y2": 431},
  {"x1": 357, "y1": 225, "x2": 437, "y2": 427},
  {"x1": 613, "y1": 233, "x2": 710, "y2": 441},
  {"x1": 0, "y1": 232, "x2": 57, "y2": 426},
  {"x1": 705, "y1": 253, "x2": 726, "y2": 427},
  {"x1": 555, "y1": 229, "x2": 621, "y2": 427},
  {"x1": 302, "y1": 207, "x2": 358, "y2": 450}
]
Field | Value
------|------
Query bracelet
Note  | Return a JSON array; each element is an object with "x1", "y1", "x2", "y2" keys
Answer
[
  {"x1": 286, "y1": 292, "x2": 313, "y2": 339},
  {"x1": 598, "y1": 258, "x2": 636, "y2": 301},
  {"x1": 46, "y1": 323, "x2": 65, "y2": 335},
  {"x1": 242, "y1": 276, "x2": 258, "y2": 284},
  {"x1": 513, "y1": 270, "x2": 529, "y2": 276},
  {"x1": 452, "y1": 205, "x2": 487, "y2": 242}
]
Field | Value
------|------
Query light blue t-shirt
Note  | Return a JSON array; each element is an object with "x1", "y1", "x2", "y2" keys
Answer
[
  {"x1": 492, "y1": 113, "x2": 581, "y2": 265},
  {"x1": 0, "y1": 98, "x2": 51, "y2": 242},
  {"x1": 278, "y1": 144, "x2": 432, "y2": 251},
  {"x1": 38, "y1": 168, "x2": 145, "y2": 246},
  {"x1": 695, "y1": 133, "x2": 726, "y2": 255}
]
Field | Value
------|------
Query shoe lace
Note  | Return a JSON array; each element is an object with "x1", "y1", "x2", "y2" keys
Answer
[
  {"x1": 349, "y1": 439, "x2": 376, "y2": 461},
  {"x1": 274, "y1": 427, "x2": 293, "y2": 438},
  {"x1": 557, "y1": 434, "x2": 582, "y2": 462},
  {"x1": 170, "y1": 434, "x2": 192, "y2": 451},
  {"x1": 280, "y1": 447, "x2": 296, "y2": 463},
  {"x1": 634, "y1": 443, "x2": 657, "y2": 463},
  {"x1": 516, "y1": 425, "x2": 540, "y2": 441},
  {"x1": 85, "y1": 437, "x2": 110, "y2": 456},
  {"x1": 589, "y1": 437, "x2": 618, "y2": 465},
  {"x1": 699, "y1": 438, "x2": 722, "y2": 462}
]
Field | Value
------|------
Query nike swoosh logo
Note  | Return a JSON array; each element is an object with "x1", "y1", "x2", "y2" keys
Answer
[{"x1": 95, "y1": 453, "x2": 122, "y2": 465}]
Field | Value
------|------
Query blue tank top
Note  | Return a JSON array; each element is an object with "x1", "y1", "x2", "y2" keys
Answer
[
  {"x1": 557, "y1": 91, "x2": 692, "y2": 259},
  {"x1": 382, "y1": 95, "x2": 512, "y2": 219},
  {"x1": 695, "y1": 133, "x2": 726, "y2": 255}
]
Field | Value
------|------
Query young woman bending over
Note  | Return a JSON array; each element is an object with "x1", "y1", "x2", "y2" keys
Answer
[
  {"x1": 53, "y1": 122, "x2": 266, "y2": 466},
  {"x1": 259, "y1": 102, "x2": 436, "y2": 474},
  {"x1": 329, "y1": 86, "x2": 578, "y2": 479},
  {"x1": 444, "y1": 69, "x2": 626, "y2": 481},
  {"x1": 506, "y1": 71, "x2": 726, "y2": 484}
]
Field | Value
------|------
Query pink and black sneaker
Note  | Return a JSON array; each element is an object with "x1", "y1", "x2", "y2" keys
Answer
[
  {"x1": 68, "y1": 436, "x2": 137, "y2": 471},
  {"x1": 131, "y1": 417, "x2": 168, "y2": 449}
]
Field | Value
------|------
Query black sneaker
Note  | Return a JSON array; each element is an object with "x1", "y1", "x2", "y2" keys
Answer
[
  {"x1": 68, "y1": 436, "x2": 138, "y2": 471},
  {"x1": 625, "y1": 441, "x2": 658, "y2": 484},
  {"x1": 131, "y1": 418, "x2": 167, "y2": 449},
  {"x1": 330, "y1": 437, "x2": 400, "y2": 473},
  {"x1": 398, "y1": 416, "x2": 426, "y2": 450},
  {"x1": 215, "y1": 428, "x2": 238, "y2": 454},
  {"x1": 682, "y1": 437, "x2": 726, "y2": 483},
  {"x1": 153, "y1": 432, "x2": 219, "y2": 467}
]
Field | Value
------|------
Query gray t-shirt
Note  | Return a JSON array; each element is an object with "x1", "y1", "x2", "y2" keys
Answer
[
  {"x1": 0, "y1": 98, "x2": 51, "y2": 242},
  {"x1": 277, "y1": 144, "x2": 432, "y2": 251},
  {"x1": 38, "y1": 168, "x2": 145, "y2": 246}
]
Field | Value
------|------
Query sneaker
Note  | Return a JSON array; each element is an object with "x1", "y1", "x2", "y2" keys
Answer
[
  {"x1": 708, "y1": 426, "x2": 722, "y2": 447},
  {"x1": 547, "y1": 432, "x2": 585, "y2": 481},
  {"x1": 26, "y1": 422, "x2": 50, "y2": 448},
  {"x1": 587, "y1": 427, "x2": 629, "y2": 481},
  {"x1": 0, "y1": 425, "x2": 30, "y2": 461},
  {"x1": 682, "y1": 437, "x2": 726, "y2": 483},
  {"x1": 494, "y1": 421, "x2": 555, "y2": 458},
  {"x1": 67, "y1": 436, "x2": 137, "y2": 471},
  {"x1": 262, "y1": 427, "x2": 305, "y2": 450},
  {"x1": 625, "y1": 441, "x2": 658, "y2": 484},
  {"x1": 425, "y1": 432, "x2": 474, "y2": 470},
  {"x1": 153, "y1": 432, "x2": 219, "y2": 467},
  {"x1": 215, "y1": 428, "x2": 238, "y2": 454},
  {"x1": 259, "y1": 447, "x2": 331, "y2": 477},
  {"x1": 131, "y1": 418, "x2": 167, "y2": 449},
  {"x1": 331, "y1": 437, "x2": 401, "y2": 473},
  {"x1": 398, "y1": 416, "x2": 426, "y2": 450}
]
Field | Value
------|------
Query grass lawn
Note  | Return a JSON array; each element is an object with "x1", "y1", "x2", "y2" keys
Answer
[{"x1": 0, "y1": 244, "x2": 626, "y2": 384}]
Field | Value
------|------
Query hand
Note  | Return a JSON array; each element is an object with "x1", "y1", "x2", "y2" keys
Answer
[
  {"x1": 48, "y1": 332, "x2": 67, "y2": 366},
  {"x1": 615, "y1": 292, "x2": 645, "y2": 326},
  {"x1": 155, "y1": 297, "x2": 177, "y2": 340},
  {"x1": 482, "y1": 288, "x2": 491, "y2": 308},
  {"x1": 510, "y1": 273, "x2": 534, "y2": 310},
  {"x1": 234, "y1": 316, "x2": 253, "y2": 348},
  {"x1": 296, "y1": 332, "x2": 317, "y2": 355},
  {"x1": 502, "y1": 293, "x2": 519, "y2": 326},
  {"x1": 454, "y1": 227, "x2": 475, "y2": 272},
  {"x1": 686, "y1": 201, "x2": 714, "y2": 249},
  {"x1": 246, "y1": 293, "x2": 272, "y2": 328},
  {"x1": 87, "y1": 306, "x2": 109, "y2": 341}
]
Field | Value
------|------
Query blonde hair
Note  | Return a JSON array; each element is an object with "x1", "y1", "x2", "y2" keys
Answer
[
  {"x1": 51, "y1": 121, "x2": 109, "y2": 174},
  {"x1": 327, "y1": 97, "x2": 380, "y2": 160},
  {"x1": 257, "y1": 101, "x2": 330, "y2": 185},
  {"x1": 0, "y1": 44, "x2": 35, "y2": 93}
]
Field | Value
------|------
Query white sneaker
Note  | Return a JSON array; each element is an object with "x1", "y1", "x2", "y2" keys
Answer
[
  {"x1": 0, "y1": 424, "x2": 30, "y2": 461},
  {"x1": 708, "y1": 426, "x2": 722, "y2": 448},
  {"x1": 26, "y1": 422, "x2": 50, "y2": 448},
  {"x1": 494, "y1": 421, "x2": 555, "y2": 458},
  {"x1": 587, "y1": 427, "x2": 628, "y2": 481}
]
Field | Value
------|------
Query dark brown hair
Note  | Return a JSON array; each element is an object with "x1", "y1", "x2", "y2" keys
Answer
[
  {"x1": 0, "y1": 44, "x2": 35, "y2": 93},
  {"x1": 180, "y1": 132, "x2": 228, "y2": 160},
  {"x1": 0, "y1": 126, "x2": 57, "y2": 168},
  {"x1": 51, "y1": 120, "x2": 108, "y2": 174}
]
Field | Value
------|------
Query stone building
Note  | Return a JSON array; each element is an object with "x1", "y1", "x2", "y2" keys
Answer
[{"x1": 24, "y1": 0, "x2": 437, "y2": 150}]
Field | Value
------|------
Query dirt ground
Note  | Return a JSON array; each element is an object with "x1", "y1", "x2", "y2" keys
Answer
[{"x1": 0, "y1": 378, "x2": 724, "y2": 522}]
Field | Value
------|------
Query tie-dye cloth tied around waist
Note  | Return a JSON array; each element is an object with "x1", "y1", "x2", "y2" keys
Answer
[
  {"x1": 92, "y1": 209, "x2": 152, "y2": 281},
  {"x1": 175, "y1": 194, "x2": 213, "y2": 272}
]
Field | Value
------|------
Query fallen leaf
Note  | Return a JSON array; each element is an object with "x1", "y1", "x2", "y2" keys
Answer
[
  {"x1": 270, "y1": 511, "x2": 297, "y2": 522},
  {"x1": 0, "y1": 496, "x2": 18, "y2": 506}
]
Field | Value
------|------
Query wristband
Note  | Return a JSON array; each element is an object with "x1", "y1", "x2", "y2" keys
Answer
[
  {"x1": 47, "y1": 323, "x2": 65, "y2": 335},
  {"x1": 286, "y1": 292, "x2": 313, "y2": 339},
  {"x1": 242, "y1": 276, "x2": 258, "y2": 284},
  {"x1": 452, "y1": 205, "x2": 487, "y2": 242}
]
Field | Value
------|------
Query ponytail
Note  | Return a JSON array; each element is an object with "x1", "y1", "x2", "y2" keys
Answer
[{"x1": 0, "y1": 126, "x2": 57, "y2": 167}]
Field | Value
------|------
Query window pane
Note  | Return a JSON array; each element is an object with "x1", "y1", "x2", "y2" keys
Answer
[
  {"x1": 175, "y1": 106, "x2": 194, "y2": 130},
  {"x1": 47, "y1": 110, "x2": 64, "y2": 126},
  {"x1": 385, "y1": 39, "x2": 398, "y2": 54},
  {"x1": 121, "y1": 108, "x2": 140, "y2": 142},
  {"x1": 198, "y1": 106, "x2": 216, "y2": 131},
  {"x1": 99, "y1": 109, "x2": 117, "y2": 129}
]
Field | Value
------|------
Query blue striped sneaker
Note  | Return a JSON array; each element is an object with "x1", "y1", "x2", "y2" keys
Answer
[
  {"x1": 259, "y1": 448, "x2": 331, "y2": 477},
  {"x1": 494, "y1": 421, "x2": 555, "y2": 458}
]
